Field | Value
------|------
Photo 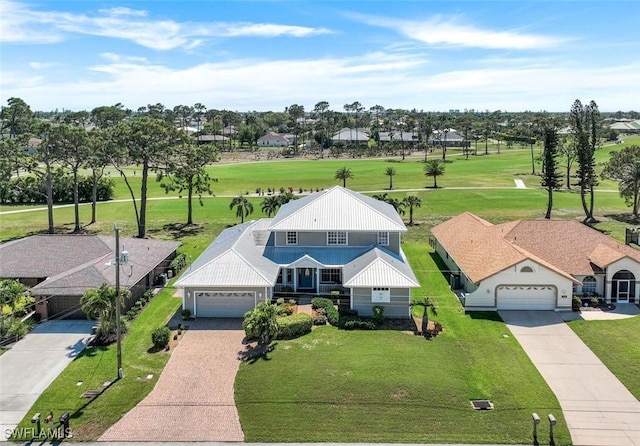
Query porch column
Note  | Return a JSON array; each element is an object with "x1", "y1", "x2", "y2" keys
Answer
[
  {"x1": 350, "y1": 288, "x2": 354, "y2": 310},
  {"x1": 293, "y1": 268, "x2": 297, "y2": 292},
  {"x1": 316, "y1": 268, "x2": 320, "y2": 294}
]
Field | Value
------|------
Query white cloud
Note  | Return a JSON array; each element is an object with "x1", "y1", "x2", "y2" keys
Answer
[
  {"x1": 0, "y1": 0, "x2": 333, "y2": 49},
  {"x1": 351, "y1": 13, "x2": 565, "y2": 49},
  {"x1": 2, "y1": 50, "x2": 639, "y2": 112}
]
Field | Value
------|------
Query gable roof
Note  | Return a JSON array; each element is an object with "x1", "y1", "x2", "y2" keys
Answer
[
  {"x1": 175, "y1": 220, "x2": 280, "y2": 287},
  {"x1": 0, "y1": 235, "x2": 180, "y2": 295},
  {"x1": 257, "y1": 131, "x2": 289, "y2": 143},
  {"x1": 432, "y1": 213, "x2": 639, "y2": 283},
  {"x1": 343, "y1": 248, "x2": 419, "y2": 288},
  {"x1": 268, "y1": 186, "x2": 406, "y2": 232}
]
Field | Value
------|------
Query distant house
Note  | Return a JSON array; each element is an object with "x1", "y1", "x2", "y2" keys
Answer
[
  {"x1": 429, "y1": 130, "x2": 467, "y2": 147},
  {"x1": 175, "y1": 186, "x2": 419, "y2": 318},
  {"x1": 0, "y1": 235, "x2": 181, "y2": 320},
  {"x1": 432, "y1": 212, "x2": 640, "y2": 311},
  {"x1": 257, "y1": 131, "x2": 290, "y2": 147},
  {"x1": 610, "y1": 120, "x2": 640, "y2": 134},
  {"x1": 331, "y1": 128, "x2": 370, "y2": 144},
  {"x1": 195, "y1": 134, "x2": 229, "y2": 144},
  {"x1": 378, "y1": 131, "x2": 420, "y2": 144}
]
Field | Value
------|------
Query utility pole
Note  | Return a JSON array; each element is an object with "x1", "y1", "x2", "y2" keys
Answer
[{"x1": 114, "y1": 225, "x2": 123, "y2": 379}]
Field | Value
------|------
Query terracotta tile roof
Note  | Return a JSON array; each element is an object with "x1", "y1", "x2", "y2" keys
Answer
[
  {"x1": 431, "y1": 212, "x2": 528, "y2": 283},
  {"x1": 504, "y1": 219, "x2": 640, "y2": 275},
  {"x1": 432, "y1": 213, "x2": 640, "y2": 283}
]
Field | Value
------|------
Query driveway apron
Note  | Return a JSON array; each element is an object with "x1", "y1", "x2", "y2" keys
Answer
[
  {"x1": 98, "y1": 318, "x2": 245, "y2": 442},
  {"x1": 500, "y1": 310, "x2": 640, "y2": 446},
  {"x1": 0, "y1": 320, "x2": 94, "y2": 441}
]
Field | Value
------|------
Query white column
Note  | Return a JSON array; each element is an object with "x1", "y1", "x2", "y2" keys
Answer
[{"x1": 316, "y1": 268, "x2": 320, "y2": 294}]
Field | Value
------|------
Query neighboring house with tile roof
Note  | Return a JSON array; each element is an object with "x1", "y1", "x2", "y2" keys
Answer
[
  {"x1": 432, "y1": 212, "x2": 640, "y2": 310},
  {"x1": 0, "y1": 235, "x2": 180, "y2": 319},
  {"x1": 175, "y1": 186, "x2": 419, "y2": 318}
]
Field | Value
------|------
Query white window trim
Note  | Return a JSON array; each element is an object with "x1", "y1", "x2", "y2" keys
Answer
[
  {"x1": 377, "y1": 231, "x2": 389, "y2": 246},
  {"x1": 327, "y1": 231, "x2": 348, "y2": 245},
  {"x1": 286, "y1": 231, "x2": 298, "y2": 245}
]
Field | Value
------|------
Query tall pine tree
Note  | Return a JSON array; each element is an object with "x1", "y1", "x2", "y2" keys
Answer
[{"x1": 541, "y1": 127, "x2": 563, "y2": 219}]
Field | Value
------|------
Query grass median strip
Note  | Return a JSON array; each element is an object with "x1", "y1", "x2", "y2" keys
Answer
[{"x1": 11, "y1": 287, "x2": 181, "y2": 441}]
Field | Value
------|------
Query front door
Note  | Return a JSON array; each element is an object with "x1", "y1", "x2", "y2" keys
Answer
[
  {"x1": 298, "y1": 268, "x2": 314, "y2": 290},
  {"x1": 617, "y1": 280, "x2": 630, "y2": 303}
]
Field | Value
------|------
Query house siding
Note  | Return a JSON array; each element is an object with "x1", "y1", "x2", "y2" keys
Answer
[
  {"x1": 275, "y1": 230, "x2": 401, "y2": 251},
  {"x1": 352, "y1": 287, "x2": 410, "y2": 318}
]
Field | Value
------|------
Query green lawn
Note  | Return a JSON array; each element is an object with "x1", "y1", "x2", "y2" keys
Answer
[
  {"x1": 10, "y1": 287, "x2": 181, "y2": 441},
  {"x1": 3, "y1": 138, "x2": 639, "y2": 443},
  {"x1": 568, "y1": 315, "x2": 640, "y2": 400},
  {"x1": 235, "y1": 242, "x2": 571, "y2": 444}
]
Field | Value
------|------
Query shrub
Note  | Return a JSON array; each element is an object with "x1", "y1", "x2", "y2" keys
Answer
[
  {"x1": 170, "y1": 253, "x2": 188, "y2": 274},
  {"x1": 288, "y1": 299, "x2": 297, "y2": 305},
  {"x1": 277, "y1": 313, "x2": 313, "y2": 339},
  {"x1": 181, "y1": 308, "x2": 192, "y2": 319},
  {"x1": 311, "y1": 297, "x2": 338, "y2": 325},
  {"x1": 338, "y1": 304, "x2": 358, "y2": 317},
  {"x1": 8, "y1": 320, "x2": 30, "y2": 339},
  {"x1": 276, "y1": 297, "x2": 285, "y2": 305},
  {"x1": 313, "y1": 315, "x2": 327, "y2": 325},
  {"x1": 340, "y1": 317, "x2": 377, "y2": 330},
  {"x1": 572, "y1": 296, "x2": 582, "y2": 311},
  {"x1": 151, "y1": 326, "x2": 171, "y2": 349},
  {"x1": 243, "y1": 302, "x2": 278, "y2": 345},
  {"x1": 372, "y1": 305, "x2": 385, "y2": 325}
]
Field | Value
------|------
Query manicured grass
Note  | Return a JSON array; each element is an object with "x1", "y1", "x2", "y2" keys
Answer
[
  {"x1": 235, "y1": 242, "x2": 571, "y2": 444},
  {"x1": 11, "y1": 288, "x2": 181, "y2": 441},
  {"x1": 568, "y1": 315, "x2": 640, "y2": 400}
]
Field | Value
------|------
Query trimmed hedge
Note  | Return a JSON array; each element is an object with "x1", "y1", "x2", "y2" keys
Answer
[
  {"x1": 151, "y1": 326, "x2": 171, "y2": 349},
  {"x1": 277, "y1": 313, "x2": 313, "y2": 339},
  {"x1": 311, "y1": 297, "x2": 339, "y2": 326}
]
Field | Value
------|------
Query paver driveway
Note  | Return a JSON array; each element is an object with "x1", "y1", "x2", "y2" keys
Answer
[
  {"x1": 99, "y1": 318, "x2": 245, "y2": 442},
  {"x1": 500, "y1": 311, "x2": 640, "y2": 446}
]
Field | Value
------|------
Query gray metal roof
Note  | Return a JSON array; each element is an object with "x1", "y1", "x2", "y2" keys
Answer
[
  {"x1": 343, "y1": 248, "x2": 419, "y2": 288},
  {"x1": 175, "y1": 221, "x2": 280, "y2": 287},
  {"x1": 268, "y1": 186, "x2": 407, "y2": 232}
]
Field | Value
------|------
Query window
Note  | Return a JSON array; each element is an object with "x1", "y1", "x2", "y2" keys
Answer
[
  {"x1": 327, "y1": 231, "x2": 347, "y2": 245},
  {"x1": 372, "y1": 287, "x2": 390, "y2": 303},
  {"x1": 377, "y1": 232, "x2": 389, "y2": 246},
  {"x1": 286, "y1": 231, "x2": 298, "y2": 245},
  {"x1": 520, "y1": 266, "x2": 534, "y2": 273},
  {"x1": 582, "y1": 276, "x2": 597, "y2": 295},
  {"x1": 321, "y1": 268, "x2": 342, "y2": 284}
]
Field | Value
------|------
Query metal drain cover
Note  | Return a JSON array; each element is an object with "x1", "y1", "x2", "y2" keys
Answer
[{"x1": 470, "y1": 399, "x2": 494, "y2": 410}]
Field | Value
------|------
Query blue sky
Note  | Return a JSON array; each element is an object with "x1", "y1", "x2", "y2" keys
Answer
[{"x1": 1, "y1": 0, "x2": 639, "y2": 113}]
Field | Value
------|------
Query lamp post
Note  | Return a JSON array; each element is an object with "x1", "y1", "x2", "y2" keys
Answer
[{"x1": 114, "y1": 225, "x2": 123, "y2": 379}]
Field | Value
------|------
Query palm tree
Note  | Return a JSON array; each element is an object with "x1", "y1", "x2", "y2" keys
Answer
[
  {"x1": 424, "y1": 159, "x2": 445, "y2": 188},
  {"x1": 386, "y1": 197, "x2": 405, "y2": 215},
  {"x1": 410, "y1": 297, "x2": 438, "y2": 338},
  {"x1": 80, "y1": 284, "x2": 128, "y2": 342},
  {"x1": 229, "y1": 195, "x2": 254, "y2": 223},
  {"x1": 372, "y1": 192, "x2": 389, "y2": 201},
  {"x1": 334, "y1": 166, "x2": 354, "y2": 187},
  {"x1": 0, "y1": 279, "x2": 29, "y2": 335},
  {"x1": 261, "y1": 195, "x2": 280, "y2": 217},
  {"x1": 402, "y1": 195, "x2": 422, "y2": 225},
  {"x1": 384, "y1": 166, "x2": 397, "y2": 189}
]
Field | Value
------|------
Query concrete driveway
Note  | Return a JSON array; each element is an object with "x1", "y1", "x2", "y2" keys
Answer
[
  {"x1": 98, "y1": 318, "x2": 245, "y2": 442},
  {"x1": 500, "y1": 311, "x2": 640, "y2": 446},
  {"x1": 0, "y1": 320, "x2": 94, "y2": 441}
]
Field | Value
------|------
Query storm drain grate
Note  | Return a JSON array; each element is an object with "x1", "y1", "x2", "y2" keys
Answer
[{"x1": 470, "y1": 399, "x2": 494, "y2": 410}]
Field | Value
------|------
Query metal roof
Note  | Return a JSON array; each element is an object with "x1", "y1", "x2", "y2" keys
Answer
[
  {"x1": 263, "y1": 246, "x2": 371, "y2": 266},
  {"x1": 175, "y1": 221, "x2": 280, "y2": 287},
  {"x1": 343, "y1": 248, "x2": 419, "y2": 288},
  {"x1": 268, "y1": 186, "x2": 407, "y2": 232}
]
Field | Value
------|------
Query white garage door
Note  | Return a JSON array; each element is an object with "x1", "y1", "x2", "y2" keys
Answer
[
  {"x1": 195, "y1": 291, "x2": 256, "y2": 317},
  {"x1": 496, "y1": 285, "x2": 557, "y2": 310}
]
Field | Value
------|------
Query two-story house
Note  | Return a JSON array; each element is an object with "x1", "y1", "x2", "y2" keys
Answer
[{"x1": 175, "y1": 186, "x2": 419, "y2": 318}]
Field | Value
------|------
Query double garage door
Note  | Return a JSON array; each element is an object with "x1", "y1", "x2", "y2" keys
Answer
[
  {"x1": 496, "y1": 285, "x2": 557, "y2": 310},
  {"x1": 194, "y1": 291, "x2": 257, "y2": 317}
]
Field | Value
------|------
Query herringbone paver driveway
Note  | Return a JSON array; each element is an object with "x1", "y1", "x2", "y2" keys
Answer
[{"x1": 99, "y1": 319, "x2": 245, "y2": 442}]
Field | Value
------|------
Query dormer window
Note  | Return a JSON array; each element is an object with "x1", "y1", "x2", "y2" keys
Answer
[
  {"x1": 286, "y1": 231, "x2": 298, "y2": 245},
  {"x1": 327, "y1": 231, "x2": 347, "y2": 245}
]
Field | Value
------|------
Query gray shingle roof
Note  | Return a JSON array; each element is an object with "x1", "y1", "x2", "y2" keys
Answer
[{"x1": 0, "y1": 235, "x2": 181, "y2": 295}]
